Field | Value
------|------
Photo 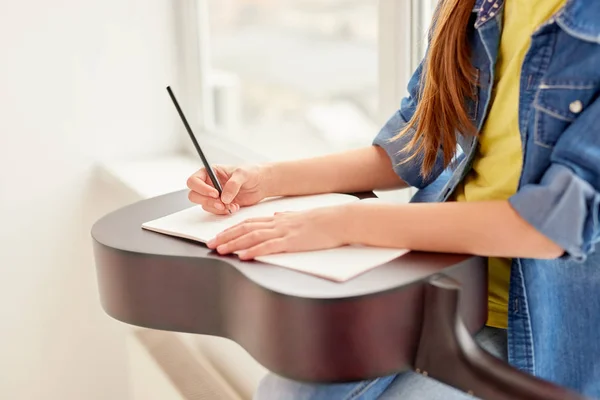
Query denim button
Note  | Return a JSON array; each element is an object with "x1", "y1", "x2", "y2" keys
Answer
[{"x1": 569, "y1": 100, "x2": 583, "y2": 114}]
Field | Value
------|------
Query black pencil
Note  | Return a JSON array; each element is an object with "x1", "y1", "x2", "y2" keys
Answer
[{"x1": 166, "y1": 86, "x2": 231, "y2": 214}]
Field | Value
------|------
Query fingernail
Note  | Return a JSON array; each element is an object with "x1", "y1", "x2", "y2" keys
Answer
[
  {"x1": 222, "y1": 194, "x2": 232, "y2": 204},
  {"x1": 214, "y1": 202, "x2": 224, "y2": 210},
  {"x1": 217, "y1": 245, "x2": 227, "y2": 253},
  {"x1": 211, "y1": 191, "x2": 219, "y2": 198},
  {"x1": 207, "y1": 239, "x2": 215, "y2": 248},
  {"x1": 238, "y1": 251, "x2": 247, "y2": 259}
]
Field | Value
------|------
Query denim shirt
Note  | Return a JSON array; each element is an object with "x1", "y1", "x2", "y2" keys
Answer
[{"x1": 373, "y1": 0, "x2": 600, "y2": 396}]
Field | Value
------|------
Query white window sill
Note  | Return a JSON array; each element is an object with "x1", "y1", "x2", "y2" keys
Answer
[
  {"x1": 98, "y1": 153, "x2": 200, "y2": 200},
  {"x1": 97, "y1": 135, "x2": 412, "y2": 203},
  {"x1": 97, "y1": 134, "x2": 269, "y2": 200}
]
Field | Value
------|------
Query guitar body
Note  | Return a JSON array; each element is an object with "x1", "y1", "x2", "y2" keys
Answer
[{"x1": 92, "y1": 190, "x2": 487, "y2": 382}]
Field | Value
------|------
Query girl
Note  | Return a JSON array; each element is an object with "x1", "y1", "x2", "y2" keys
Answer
[{"x1": 187, "y1": 0, "x2": 600, "y2": 398}]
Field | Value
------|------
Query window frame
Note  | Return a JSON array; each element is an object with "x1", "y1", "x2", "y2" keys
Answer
[{"x1": 378, "y1": 0, "x2": 414, "y2": 122}]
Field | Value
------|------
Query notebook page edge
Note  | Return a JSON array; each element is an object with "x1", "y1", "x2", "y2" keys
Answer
[{"x1": 141, "y1": 224, "x2": 209, "y2": 244}]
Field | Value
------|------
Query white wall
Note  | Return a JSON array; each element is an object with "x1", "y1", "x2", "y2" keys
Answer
[{"x1": 0, "y1": 1, "x2": 187, "y2": 398}]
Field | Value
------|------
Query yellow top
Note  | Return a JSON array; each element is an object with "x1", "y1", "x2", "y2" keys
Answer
[{"x1": 453, "y1": 0, "x2": 566, "y2": 329}]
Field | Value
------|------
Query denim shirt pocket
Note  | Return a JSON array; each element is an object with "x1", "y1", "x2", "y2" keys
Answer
[{"x1": 532, "y1": 79, "x2": 599, "y2": 148}]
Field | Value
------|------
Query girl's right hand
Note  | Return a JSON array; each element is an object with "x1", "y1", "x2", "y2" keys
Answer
[{"x1": 186, "y1": 165, "x2": 269, "y2": 215}]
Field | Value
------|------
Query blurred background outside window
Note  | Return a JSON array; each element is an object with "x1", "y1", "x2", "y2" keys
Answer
[{"x1": 194, "y1": 0, "x2": 438, "y2": 161}]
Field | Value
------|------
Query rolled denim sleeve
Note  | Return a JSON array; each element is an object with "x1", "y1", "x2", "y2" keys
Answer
[
  {"x1": 372, "y1": 63, "x2": 446, "y2": 189},
  {"x1": 509, "y1": 164, "x2": 600, "y2": 260},
  {"x1": 509, "y1": 99, "x2": 600, "y2": 261}
]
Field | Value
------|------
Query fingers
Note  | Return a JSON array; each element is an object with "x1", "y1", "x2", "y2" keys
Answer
[
  {"x1": 221, "y1": 169, "x2": 246, "y2": 204},
  {"x1": 187, "y1": 166, "x2": 256, "y2": 213},
  {"x1": 187, "y1": 167, "x2": 234, "y2": 215},
  {"x1": 238, "y1": 239, "x2": 287, "y2": 260},
  {"x1": 187, "y1": 169, "x2": 220, "y2": 198},
  {"x1": 220, "y1": 217, "x2": 274, "y2": 233},
  {"x1": 208, "y1": 222, "x2": 275, "y2": 250},
  {"x1": 203, "y1": 203, "x2": 240, "y2": 215},
  {"x1": 188, "y1": 191, "x2": 240, "y2": 215},
  {"x1": 216, "y1": 228, "x2": 282, "y2": 256}
]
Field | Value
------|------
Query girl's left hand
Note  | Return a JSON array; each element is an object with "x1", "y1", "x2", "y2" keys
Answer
[{"x1": 206, "y1": 206, "x2": 351, "y2": 260}]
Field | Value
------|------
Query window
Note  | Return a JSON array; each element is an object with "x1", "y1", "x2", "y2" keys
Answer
[{"x1": 187, "y1": 0, "x2": 437, "y2": 162}]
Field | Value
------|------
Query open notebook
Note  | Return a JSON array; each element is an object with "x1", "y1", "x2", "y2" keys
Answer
[{"x1": 142, "y1": 193, "x2": 409, "y2": 282}]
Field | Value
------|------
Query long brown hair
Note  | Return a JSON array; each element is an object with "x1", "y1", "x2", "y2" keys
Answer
[{"x1": 393, "y1": 0, "x2": 478, "y2": 177}]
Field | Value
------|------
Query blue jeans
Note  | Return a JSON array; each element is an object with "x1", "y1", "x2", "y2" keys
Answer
[{"x1": 254, "y1": 327, "x2": 507, "y2": 400}]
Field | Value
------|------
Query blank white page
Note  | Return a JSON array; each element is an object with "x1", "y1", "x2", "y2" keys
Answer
[
  {"x1": 142, "y1": 193, "x2": 409, "y2": 282},
  {"x1": 256, "y1": 246, "x2": 409, "y2": 282},
  {"x1": 142, "y1": 193, "x2": 358, "y2": 243}
]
